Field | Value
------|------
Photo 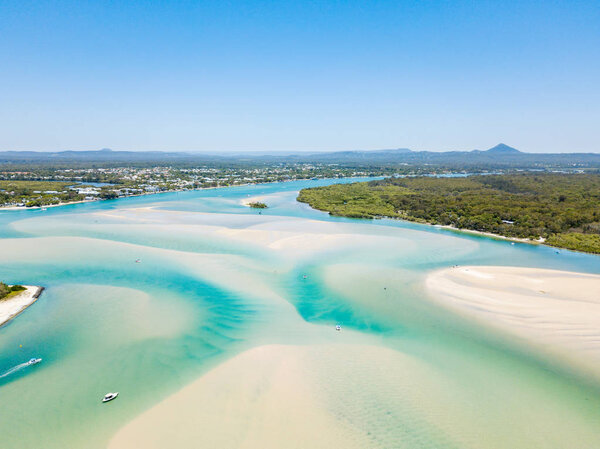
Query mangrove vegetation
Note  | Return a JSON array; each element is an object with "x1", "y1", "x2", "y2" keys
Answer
[{"x1": 297, "y1": 173, "x2": 600, "y2": 254}]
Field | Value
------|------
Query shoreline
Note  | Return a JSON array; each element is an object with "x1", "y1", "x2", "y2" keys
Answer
[
  {"x1": 431, "y1": 223, "x2": 546, "y2": 246},
  {"x1": 425, "y1": 266, "x2": 600, "y2": 378},
  {"x1": 424, "y1": 221, "x2": 599, "y2": 255},
  {"x1": 298, "y1": 198, "x2": 557, "y2": 250},
  {"x1": 0, "y1": 176, "x2": 375, "y2": 212},
  {"x1": 0, "y1": 200, "x2": 93, "y2": 211},
  {"x1": 314, "y1": 207, "x2": 577, "y2": 252},
  {"x1": 0, "y1": 285, "x2": 44, "y2": 327}
]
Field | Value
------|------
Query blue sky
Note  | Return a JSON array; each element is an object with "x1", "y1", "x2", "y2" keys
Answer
[{"x1": 1, "y1": 0, "x2": 598, "y2": 153}]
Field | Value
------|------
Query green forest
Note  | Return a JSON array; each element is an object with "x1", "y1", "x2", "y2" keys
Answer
[{"x1": 297, "y1": 173, "x2": 600, "y2": 254}]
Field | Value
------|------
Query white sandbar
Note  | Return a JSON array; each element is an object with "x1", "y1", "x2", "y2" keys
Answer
[
  {"x1": 0, "y1": 285, "x2": 44, "y2": 327},
  {"x1": 426, "y1": 266, "x2": 600, "y2": 374}
]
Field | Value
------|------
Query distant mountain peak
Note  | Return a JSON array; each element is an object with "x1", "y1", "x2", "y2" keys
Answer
[{"x1": 485, "y1": 143, "x2": 521, "y2": 154}]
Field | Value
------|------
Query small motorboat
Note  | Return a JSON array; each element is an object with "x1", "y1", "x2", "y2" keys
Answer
[
  {"x1": 335, "y1": 325, "x2": 341, "y2": 331},
  {"x1": 302, "y1": 275, "x2": 308, "y2": 279},
  {"x1": 102, "y1": 392, "x2": 119, "y2": 403},
  {"x1": 28, "y1": 358, "x2": 42, "y2": 365},
  {"x1": 135, "y1": 259, "x2": 141, "y2": 263}
]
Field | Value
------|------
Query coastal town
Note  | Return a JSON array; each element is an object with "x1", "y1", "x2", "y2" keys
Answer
[{"x1": 0, "y1": 163, "x2": 376, "y2": 208}]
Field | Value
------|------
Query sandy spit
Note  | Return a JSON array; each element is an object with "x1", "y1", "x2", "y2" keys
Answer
[
  {"x1": 0, "y1": 285, "x2": 44, "y2": 327},
  {"x1": 425, "y1": 266, "x2": 600, "y2": 375}
]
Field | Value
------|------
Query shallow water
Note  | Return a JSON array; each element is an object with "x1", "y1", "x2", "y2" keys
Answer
[{"x1": 1, "y1": 178, "x2": 599, "y2": 449}]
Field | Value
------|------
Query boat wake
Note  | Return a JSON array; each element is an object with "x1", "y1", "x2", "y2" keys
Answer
[
  {"x1": 0, "y1": 362, "x2": 31, "y2": 379},
  {"x1": 0, "y1": 359, "x2": 40, "y2": 379}
]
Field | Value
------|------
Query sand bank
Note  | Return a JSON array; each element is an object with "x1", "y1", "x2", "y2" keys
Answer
[
  {"x1": 240, "y1": 194, "x2": 268, "y2": 207},
  {"x1": 108, "y1": 341, "x2": 600, "y2": 449},
  {"x1": 426, "y1": 266, "x2": 600, "y2": 374},
  {"x1": 107, "y1": 344, "x2": 441, "y2": 449},
  {"x1": 0, "y1": 285, "x2": 44, "y2": 327},
  {"x1": 15, "y1": 207, "x2": 431, "y2": 260}
]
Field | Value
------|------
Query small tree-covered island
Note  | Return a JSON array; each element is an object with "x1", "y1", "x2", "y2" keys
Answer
[
  {"x1": 297, "y1": 173, "x2": 600, "y2": 254},
  {"x1": 248, "y1": 201, "x2": 268, "y2": 209}
]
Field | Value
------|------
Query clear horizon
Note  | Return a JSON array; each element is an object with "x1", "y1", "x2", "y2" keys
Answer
[{"x1": 1, "y1": 1, "x2": 599, "y2": 153}]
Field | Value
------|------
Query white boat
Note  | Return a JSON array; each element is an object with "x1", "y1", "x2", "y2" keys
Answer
[
  {"x1": 102, "y1": 392, "x2": 119, "y2": 403},
  {"x1": 28, "y1": 358, "x2": 42, "y2": 365},
  {"x1": 335, "y1": 325, "x2": 341, "y2": 331}
]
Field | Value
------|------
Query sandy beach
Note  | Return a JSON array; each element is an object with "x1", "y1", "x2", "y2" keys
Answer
[
  {"x1": 426, "y1": 266, "x2": 600, "y2": 375},
  {"x1": 0, "y1": 285, "x2": 44, "y2": 327},
  {"x1": 433, "y1": 225, "x2": 546, "y2": 245}
]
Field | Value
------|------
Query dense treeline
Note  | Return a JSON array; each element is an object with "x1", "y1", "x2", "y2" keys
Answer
[
  {"x1": 297, "y1": 173, "x2": 600, "y2": 254},
  {"x1": 248, "y1": 201, "x2": 268, "y2": 208}
]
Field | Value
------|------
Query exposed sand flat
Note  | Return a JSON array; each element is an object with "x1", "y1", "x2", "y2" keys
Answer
[
  {"x1": 107, "y1": 343, "x2": 458, "y2": 449},
  {"x1": 240, "y1": 194, "x2": 268, "y2": 206},
  {"x1": 426, "y1": 266, "x2": 600, "y2": 374},
  {"x1": 216, "y1": 226, "x2": 419, "y2": 258},
  {"x1": 12, "y1": 210, "x2": 426, "y2": 260},
  {"x1": 108, "y1": 344, "x2": 366, "y2": 449},
  {"x1": 108, "y1": 342, "x2": 600, "y2": 449},
  {"x1": 14, "y1": 205, "x2": 479, "y2": 263},
  {"x1": 0, "y1": 285, "x2": 43, "y2": 327}
]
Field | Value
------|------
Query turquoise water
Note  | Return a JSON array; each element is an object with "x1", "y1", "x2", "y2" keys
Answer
[{"x1": 1, "y1": 178, "x2": 599, "y2": 448}]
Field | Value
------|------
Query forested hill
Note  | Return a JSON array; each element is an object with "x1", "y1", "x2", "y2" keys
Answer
[{"x1": 297, "y1": 173, "x2": 600, "y2": 254}]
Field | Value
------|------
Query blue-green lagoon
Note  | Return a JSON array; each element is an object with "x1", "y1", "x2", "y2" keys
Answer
[{"x1": 1, "y1": 179, "x2": 599, "y2": 449}]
